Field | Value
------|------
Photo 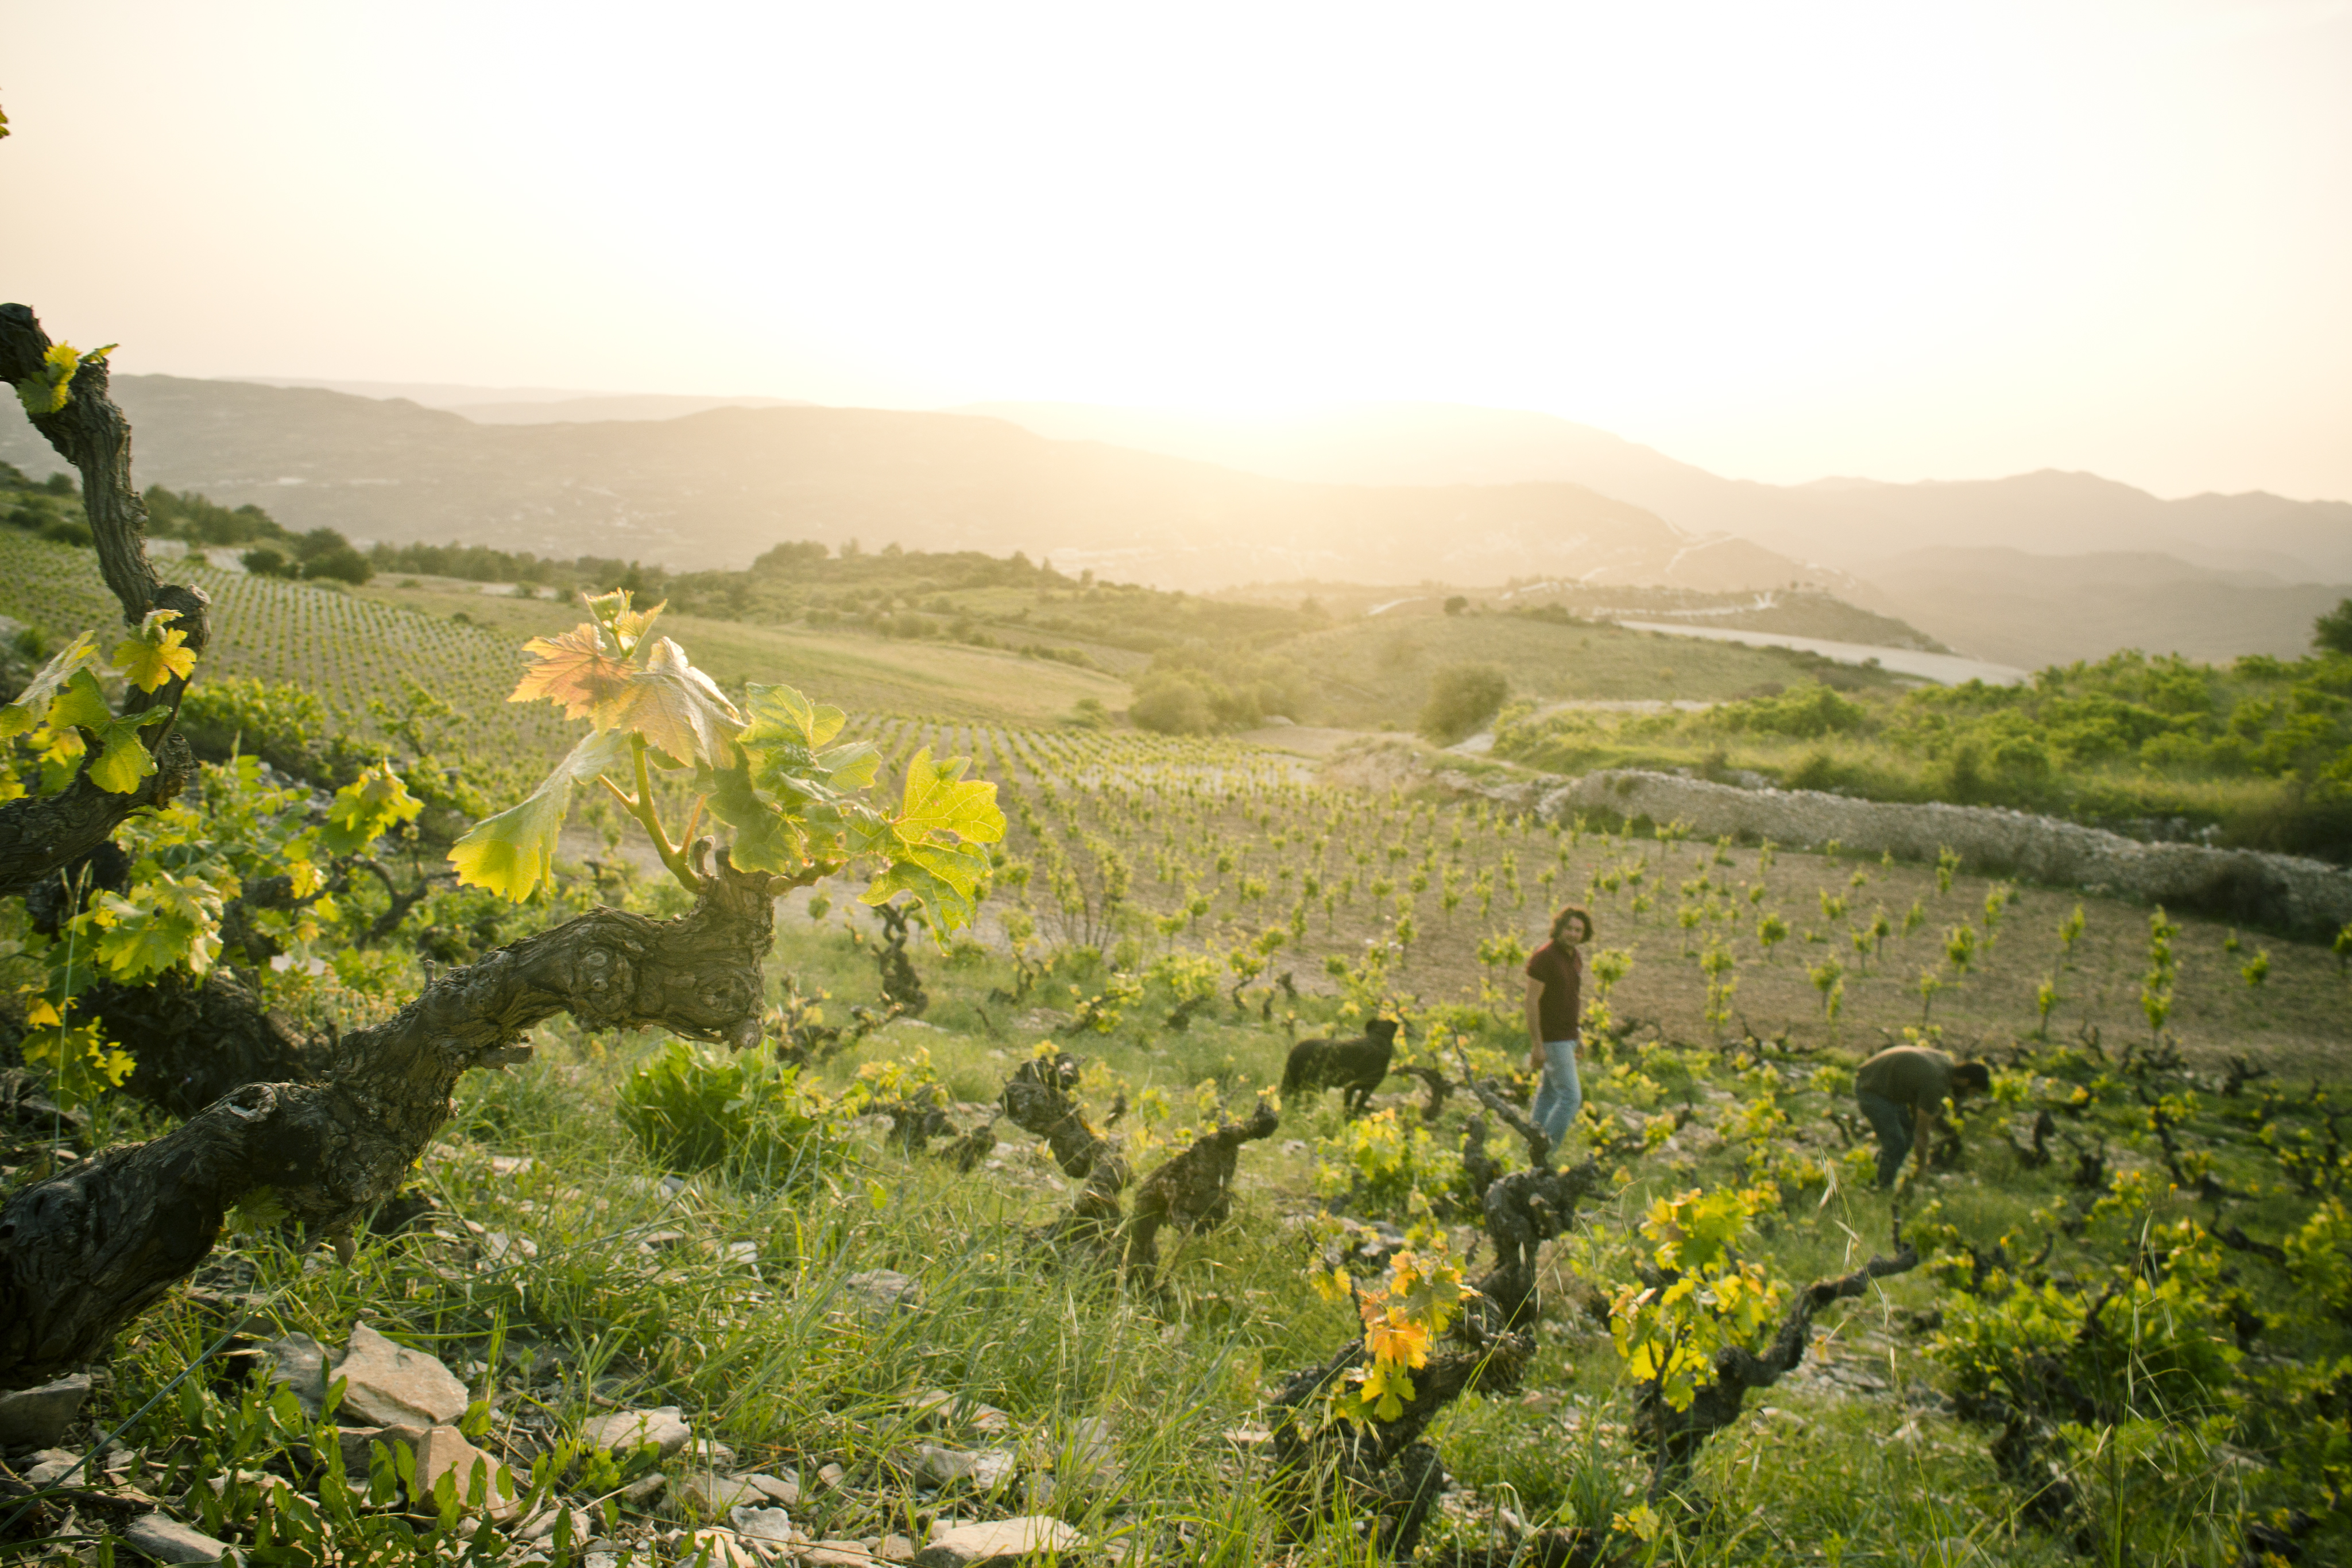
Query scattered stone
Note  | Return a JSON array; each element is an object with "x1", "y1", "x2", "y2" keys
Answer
[
  {"x1": 336, "y1": 1325, "x2": 470, "y2": 1428},
  {"x1": 0, "y1": 1374, "x2": 91, "y2": 1450},
  {"x1": 122, "y1": 1513, "x2": 238, "y2": 1564},
  {"x1": 910, "y1": 1443, "x2": 1016, "y2": 1489},
  {"x1": 682, "y1": 1527, "x2": 760, "y2": 1567},
  {"x1": 683, "y1": 1437, "x2": 738, "y2": 1469},
  {"x1": 488, "y1": 1155, "x2": 533, "y2": 1178},
  {"x1": 24, "y1": 1449, "x2": 81, "y2": 1488},
  {"x1": 678, "y1": 1469, "x2": 767, "y2": 1515},
  {"x1": 877, "y1": 1536, "x2": 918, "y2": 1563},
  {"x1": 620, "y1": 1471, "x2": 668, "y2": 1506},
  {"x1": 1221, "y1": 1425, "x2": 1272, "y2": 1449},
  {"x1": 481, "y1": 1230, "x2": 537, "y2": 1264},
  {"x1": 744, "y1": 1470, "x2": 800, "y2": 1505},
  {"x1": 804, "y1": 1543, "x2": 877, "y2": 1566},
  {"x1": 580, "y1": 1406, "x2": 692, "y2": 1458},
  {"x1": 817, "y1": 1462, "x2": 848, "y2": 1488},
  {"x1": 1066, "y1": 1415, "x2": 1114, "y2": 1469},
  {"x1": 913, "y1": 1517, "x2": 1086, "y2": 1567},
  {"x1": 413, "y1": 1424, "x2": 522, "y2": 1521},
  {"x1": 728, "y1": 1504, "x2": 796, "y2": 1542},
  {"x1": 846, "y1": 1269, "x2": 923, "y2": 1316},
  {"x1": 520, "y1": 1504, "x2": 597, "y2": 1543},
  {"x1": 332, "y1": 1422, "x2": 423, "y2": 1473},
  {"x1": 908, "y1": 1391, "x2": 1010, "y2": 1436}
]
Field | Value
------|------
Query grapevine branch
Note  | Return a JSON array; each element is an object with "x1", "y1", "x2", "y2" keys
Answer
[
  {"x1": 0, "y1": 309, "x2": 206, "y2": 896},
  {"x1": 1635, "y1": 1219, "x2": 1920, "y2": 1501},
  {"x1": 0, "y1": 843, "x2": 780, "y2": 1386}
]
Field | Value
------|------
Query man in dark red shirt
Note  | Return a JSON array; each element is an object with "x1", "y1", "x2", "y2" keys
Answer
[{"x1": 1523, "y1": 905, "x2": 1593, "y2": 1145}]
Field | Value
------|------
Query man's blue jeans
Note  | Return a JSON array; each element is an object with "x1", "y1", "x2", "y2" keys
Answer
[
  {"x1": 1858, "y1": 1089, "x2": 1914, "y2": 1187},
  {"x1": 1533, "y1": 1037, "x2": 1583, "y2": 1145}
]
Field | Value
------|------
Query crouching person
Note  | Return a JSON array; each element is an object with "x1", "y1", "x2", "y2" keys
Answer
[
  {"x1": 1523, "y1": 905, "x2": 1594, "y2": 1146},
  {"x1": 1855, "y1": 1043, "x2": 1991, "y2": 1188}
]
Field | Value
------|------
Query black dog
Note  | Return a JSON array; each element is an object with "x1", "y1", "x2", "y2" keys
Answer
[{"x1": 1281, "y1": 1017, "x2": 1401, "y2": 1117}]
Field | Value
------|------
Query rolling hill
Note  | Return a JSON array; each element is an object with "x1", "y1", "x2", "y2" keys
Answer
[
  {"x1": 966, "y1": 400, "x2": 2352, "y2": 583},
  {"x1": 0, "y1": 375, "x2": 1838, "y2": 594}
]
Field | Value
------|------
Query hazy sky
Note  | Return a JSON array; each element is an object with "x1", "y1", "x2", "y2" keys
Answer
[{"x1": 5, "y1": 2, "x2": 2349, "y2": 500}]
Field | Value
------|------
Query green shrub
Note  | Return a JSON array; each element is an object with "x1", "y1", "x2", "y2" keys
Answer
[
  {"x1": 1712, "y1": 681, "x2": 1867, "y2": 739},
  {"x1": 618, "y1": 1039, "x2": 842, "y2": 1188},
  {"x1": 1418, "y1": 662, "x2": 1508, "y2": 744},
  {"x1": 1130, "y1": 675, "x2": 1217, "y2": 735}
]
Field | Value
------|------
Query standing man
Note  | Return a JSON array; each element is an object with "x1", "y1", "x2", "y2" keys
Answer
[
  {"x1": 1855, "y1": 1042, "x2": 1991, "y2": 1188},
  {"x1": 1524, "y1": 905, "x2": 1594, "y2": 1145}
]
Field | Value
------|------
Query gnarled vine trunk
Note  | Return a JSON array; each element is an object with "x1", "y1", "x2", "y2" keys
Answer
[{"x1": 0, "y1": 304, "x2": 792, "y2": 1389}]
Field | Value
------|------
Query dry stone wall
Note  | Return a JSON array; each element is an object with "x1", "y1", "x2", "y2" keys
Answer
[{"x1": 1433, "y1": 766, "x2": 2350, "y2": 937}]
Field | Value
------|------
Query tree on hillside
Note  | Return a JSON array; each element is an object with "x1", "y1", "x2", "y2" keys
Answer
[
  {"x1": 1417, "y1": 661, "x2": 1508, "y2": 744},
  {"x1": 0, "y1": 303, "x2": 1001, "y2": 1388},
  {"x1": 2315, "y1": 597, "x2": 2352, "y2": 656}
]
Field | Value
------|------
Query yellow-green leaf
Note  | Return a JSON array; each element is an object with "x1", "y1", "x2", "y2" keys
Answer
[
  {"x1": 45, "y1": 668, "x2": 114, "y2": 733},
  {"x1": 448, "y1": 730, "x2": 632, "y2": 901},
  {"x1": 0, "y1": 631, "x2": 100, "y2": 739},
  {"x1": 83, "y1": 726, "x2": 156, "y2": 793},
  {"x1": 111, "y1": 608, "x2": 196, "y2": 693},
  {"x1": 892, "y1": 748, "x2": 1005, "y2": 847},
  {"x1": 319, "y1": 763, "x2": 424, "y2": 856}
]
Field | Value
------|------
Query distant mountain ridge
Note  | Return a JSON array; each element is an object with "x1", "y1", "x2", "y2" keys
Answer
[
  {"x1": 0, "y1": 375, "x2": 1842, "y2": 594},
  {"x1": 1857, "y1": 547, "x2": 2345, "y2": 669},
  {"x1": 963, "y1": 401, "x2": 2352, "y2": 584}
]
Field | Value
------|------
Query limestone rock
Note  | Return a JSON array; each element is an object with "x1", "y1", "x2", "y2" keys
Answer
[
  {"x1": 331, "y1": 1422, "x2": 424, "y2": 1473},
  {"x1": 23, "y1": 1449, "x2": 80, "y2": 1487},
  {"x1": 519, "y1": 1503, "x2": 597, "y2": 1543},
  {"x1": 803, "y1": 1543, "x2": 877, "y2": 1565},
  {"x1": 877, "y1": 1536, "x2": 918, "y2": 1563},
  {"x1": 122, "y1": 1513, "x2": 239, "y2": 1564},
  {"x1": 744, "y1": 1470, "x2": 800, "y2": 1505},
  {"x1": 620, "y1": 1470, "x2": 667, "y2": 1505},
  {"x1": 817, "y1": 1462, "x2": 848, "y2": 1488},
  {"x1": 908, "y1": 1390, "x2": 1010, "y2": 1436},
  {"x1": 727, "y1": 1504, "x2": 796, "y2": 1542},
  {"x1": 846, "y1": 1269, "x2": 923, "y2": 1315},
  {"x1": 683, "y1": 1436, "x2": 738, "y2": 1469},
  {"x1": 911, "y1": 1443, "x2": 1016, "y2": 1489},
  {"x1": 336, "y1": 1325, "x2": 469, "y2": 1428},
  {"x1": 0, "y1": 1374, "x2": 91, "y2": 1450},
  {"x1": 258, "y1": 1333, "x2": 327, "y2": 1418},
  {"x1": 412, "y1": 1424, "x2": 521, "y2": 1521},
  {"x1": 579, "y1": 1405, "x2": 691, "y2": 1457},
  {"x1": 914, "y1": 1516, "x2": 1086, "y2": 1566},
  {"x1": 677, "y1": 1469, "x2": 767, "y2": 1515},
  {"x1": 682, "y1": 1527, "x2": 759, "y2": 1567}
]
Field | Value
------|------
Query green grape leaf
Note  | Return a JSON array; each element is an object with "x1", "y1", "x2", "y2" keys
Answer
[
  {"x1": 45, "y1": 667, "x2": 115, "y2": 733},
  {"x1": 112, "y1": 608, "x2": 197, "y2": 694},
  {"x1": 625, "y1": 637, "x2": 742, "y2": 768},
  {"x1": 0, "y1": 631, "x2": 100, "y2": 740},
  {"x1": 510, "y1": 622, "x2": 637, "y2": 726},
  {"x1": 818, "y1": 738, "x2": 880, "y2": 791},
  {"x1": 45, "y1": 669, "x2": 168, "y2": 794},
  {"x1": 699, "y1": 748, "x2": 808, "y2": 876},
  {"x1": 859, "y1": 849, "x2": 986, "y2": 931},
  {"x1": 13, "y1": 342, "x2": 115, "y2": 417},
  {"x1": 448, "y1": 729, "x2": 632, "y2": 901},
  {"x1": 83, "y1": 722, "x2": 158, "y2": 794},
  {"x1": 319, "y1": 762, "x2": 425, "y2": 856},
  {"x1": 93, "y1": 868, "x2": 225, "y2": 979},
  {"x1": 509, "y1": 609, "x2": 739, "y2": 769},
  {"x1": 892, "y1": 748, "x2": 1005, "y2": 847}
]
